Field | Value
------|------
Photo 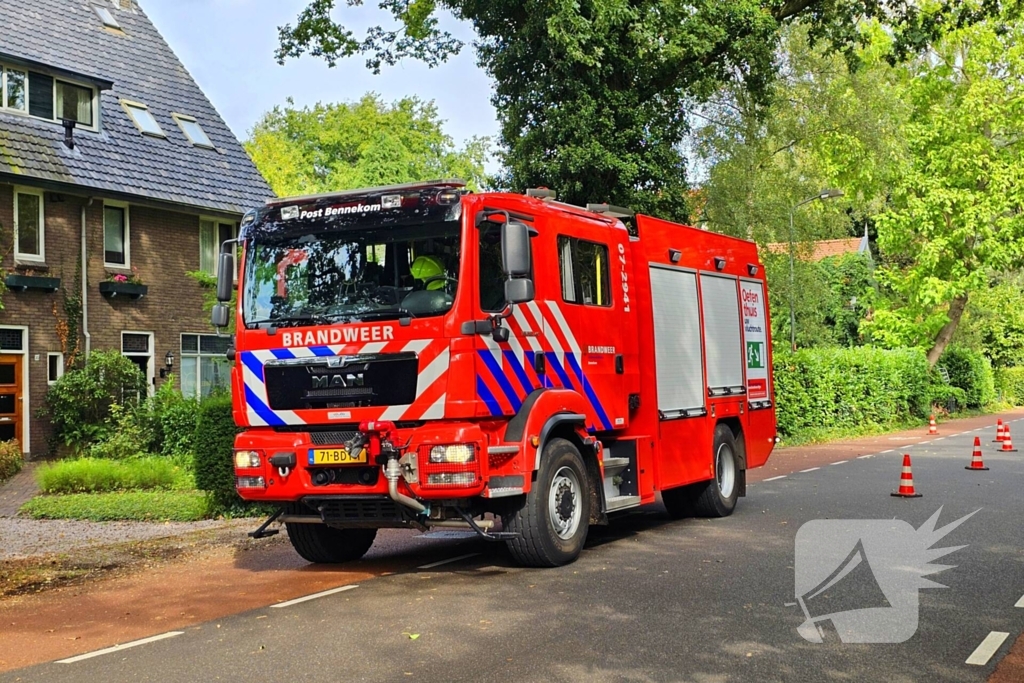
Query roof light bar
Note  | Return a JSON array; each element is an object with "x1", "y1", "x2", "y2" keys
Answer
[
  {"x1": 265, "y1": 179, "x2": 466, "y2": 207},
  {"x1": 525, "y1": 188, "x2": 557, "y2": 199},
  {"x1": 586, "y1": 203, "x2": 635, "y2": 218}
]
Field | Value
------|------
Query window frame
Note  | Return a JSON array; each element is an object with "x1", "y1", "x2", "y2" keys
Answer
[
  {"x1": 47, "y1": 352, "x2": 64, "y2": 385},
  {"x1": 13, "y1": 186, "x2": 45, "y2": 263},
  {"x1": 171, "y1": 113, "x2": 215, "y2": 149},
  {"x1": 121, "y1": 331, "x2": 154, "y2": 397},
  {"x1": 180, "y1": 332, "x2": 232, "y2": 399},
  {"x1": 102, "y1": 201, "x2": 131, "y2": 269},
  {"x1": 120, "y1": 99, "x2": 165, "y2": 138},
  {"x1": 199, "y1": 217, "x2": 238, "y2": 279},
  {"x1": 0, "y1": 63, "x2": 99, "y2": 129},
  {"x1": 557, "y1": 235, "x2": 612, "y2": 308}
]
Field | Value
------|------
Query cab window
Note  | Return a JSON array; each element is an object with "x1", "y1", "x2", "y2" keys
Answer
[{"x1": 558, "y1": 236, "x2": 611, "y2": 307}]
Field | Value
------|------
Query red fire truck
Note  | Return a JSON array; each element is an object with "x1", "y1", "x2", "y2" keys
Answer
[{"x1": 211, "y1": 180, "x2": 777, "y2": 567}]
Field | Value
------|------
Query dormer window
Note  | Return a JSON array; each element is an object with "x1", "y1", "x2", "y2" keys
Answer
[
  {"x1": 56, "y1": 81, "x2": 94, "y2": 126},
  {"x1": 172, "y1": 113, "x2": 213, "y2": 148},
  {"x1": 1, "y1": 66, "x2": 27, "y2": 112},
  {"x1": 121, "y1": 100, "x2": 165, "y2": 137},
  {"x1": 0, "y1": 64, "x2": 98, "y2": 128}
]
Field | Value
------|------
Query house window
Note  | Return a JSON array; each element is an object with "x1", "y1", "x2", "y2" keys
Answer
[
  {"x1": 172, "y1": 113, "x2": 214, "y2": 148},
  {"x1": 56, "y1": 81, "x2": 94, "y2": 127},
  {"x1": 94, "y1": 6, "x2": 121, "y2": 29},
  {"x1": 181, "y1": 334, "x2": 231, "y2": 398},
  {"x1": 1, "y1": 66, "x2": 27, "y2": 112},
  {"x1": 557, "y1": 236, "x2": 611, "y2": 307},
  {"x1": 14, "y1": 188, "x2": 44, "y2": 261},
  {"x1": 122, "y1": 332, "x2": 154, "y2": 396},
  {"x1": 47, "y1": 353, "x2": 64, "y2": 385},
  {"x1": 104, "y1": 204, "x2": 129, "y2": 266},
  {"x1": 199, "y1": 219, "x2": 237, "y2": 277},
  {"x1": 121, "y1": 100, "x2": 165, "y2": 137}
]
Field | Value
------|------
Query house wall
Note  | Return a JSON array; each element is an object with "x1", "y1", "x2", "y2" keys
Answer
[{"x1": 0, "y1": 183, "x2": 223, "y2": 457}]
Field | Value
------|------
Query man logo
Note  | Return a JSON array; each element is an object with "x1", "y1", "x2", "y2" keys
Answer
[{"x1": 312, "y1": 373, "x2": 364, "y2": 390}]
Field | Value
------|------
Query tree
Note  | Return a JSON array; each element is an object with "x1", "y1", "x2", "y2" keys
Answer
[
  {"x1": 276, "y1": 1, "x2": 1007, "y2": 220},
  {"x1": 864, "y1": 16, "x2": 1024, "y2": 366},
  {"x1": 245, "y1": 94, "x2": 489, "y2": 196}
]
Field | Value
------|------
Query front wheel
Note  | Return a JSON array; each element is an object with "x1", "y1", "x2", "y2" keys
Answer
[
  {"x1": 286, "y1": 513, "x2": 377, "y2": 564},
  {"x1": 504, "y1": 438, "x2": 591, "y2": 567}
]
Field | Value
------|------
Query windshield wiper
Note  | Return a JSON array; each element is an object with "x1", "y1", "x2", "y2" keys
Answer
[
  {"x1": 248, "y1": 313, "x2": 333, "y2": 328},
  {"x1": 350, "y1": 309, "x2": 416, "y2": 322}
]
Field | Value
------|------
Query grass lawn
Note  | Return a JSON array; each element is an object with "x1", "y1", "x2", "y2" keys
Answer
[{"x1": 21, "y1": 490, "x2": 212, "y2": 522}]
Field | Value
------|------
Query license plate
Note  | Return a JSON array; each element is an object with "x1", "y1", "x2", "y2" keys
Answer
[{"x1": 308, "y1": 448, "x2": 368, "y2": 466}]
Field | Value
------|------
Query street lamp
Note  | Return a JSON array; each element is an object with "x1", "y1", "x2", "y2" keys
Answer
[{"x1": 789, "y1": 189, "x2": 844, "y2": 351}]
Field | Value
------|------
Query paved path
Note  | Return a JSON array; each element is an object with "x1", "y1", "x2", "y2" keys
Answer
[{"x1": 0, "y1": 463, "x2": 38, "y2": 517}]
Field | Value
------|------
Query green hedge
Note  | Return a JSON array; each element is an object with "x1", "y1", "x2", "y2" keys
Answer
[
  {"x1": 774, "y1": 347, "x2": 930, "y2": 437},
  {"x1": 0, "y1": 439, "x2": 22, "y2": 484},
  {"x1": 996, "y1": 367, "x2": 1024, "y2": 405},
  {"x1": 193, "y1": 393, "x2": 240, "y2": 508},
  {"x1": 936, "y1": 347, "x2": 996, "y2": 409}
]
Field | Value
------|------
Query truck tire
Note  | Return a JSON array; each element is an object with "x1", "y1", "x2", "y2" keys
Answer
[
  {"x1": 504, "y1": 438, "x2": 591, "y2": 567},
  {"x1": 693, "y1": 425, "x2": 741, "y2": 518},
  {"x1": 661, "y1": 484, "x2": 698, "y2": 520},
  {"x1": 286, "y1": 519, "x2": 377, "y2": 564}
]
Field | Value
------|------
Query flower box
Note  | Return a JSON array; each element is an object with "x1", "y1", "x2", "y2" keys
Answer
[
  {"x1": 99, "y1": 281, "x2": 148, "y2": 299},
  {"x1": 4, "y1": 274, "x2": 61, "y2": 293}
]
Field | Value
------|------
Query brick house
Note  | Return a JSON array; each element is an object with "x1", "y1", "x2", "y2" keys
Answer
[{"x1": 0, "y1": 0, "x2": 273, "y2": 456}]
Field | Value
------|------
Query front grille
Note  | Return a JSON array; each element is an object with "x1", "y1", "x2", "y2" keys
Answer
[
  {"x1": 301, "y1": 495, "x2": 411, "y2": 528},
  {"x1": 309, "y1": 431, "x2": 359, "y2": 446},
  {"x1": 264, "y1": 352, "x2": 419, "y2": 410}
]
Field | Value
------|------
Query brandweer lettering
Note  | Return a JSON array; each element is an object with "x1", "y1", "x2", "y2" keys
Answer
[{"x1": 281, "y1": 326, "x2": 395, "y2": 347}]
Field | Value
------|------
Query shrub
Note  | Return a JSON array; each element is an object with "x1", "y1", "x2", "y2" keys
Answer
[
  {"x1": 193, "y1": 393, "x2": 240, "y2": 508},
  {"x1": 86, "y1": 403, "x2": 153, "y2": 460},
  {"x1": 928, "y1": 380, "x2": 968, "y2": 414},
  {"x1": 773, "y1": 347, "x2": 930, "y2": 437},
  {"x1": 133, "y1": 376, "x2": 199, "y2": 456},
  {"x1": 995, "y1": 367, "x2": 1024, "y2": 405},
  {"x1": 21, "y1": 491, "x2": 211, "y2": 522},
  {"x1": 35, "y1": 457, "x2": 187, "y2": 494},
  {"x1": 0, "y1": 440, "x2": 23, "y2": 483},
  {"x1": 936, "y1": 347, "x2": 996, "y2": 409},
  {"x1": 42, "y1": 351, "x2": 148, "y2": 452}
]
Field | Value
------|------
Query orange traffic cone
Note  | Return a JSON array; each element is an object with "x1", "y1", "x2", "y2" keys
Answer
[
  {"x1": 891, "y1": 453, "x2": 923, "y2": 498},
  {"x1": 1001, "y1": 426, "x2": 1018, "y2": 453},
  {"x1": 966, "y1": 436, "x2": 989, "y2": 471},
  {"x1": 928, "y1": 415, "x2": 938, "y2": 435},
  {"x1": 993, "y1": 419, "x2": 1005, "y2": 443}
]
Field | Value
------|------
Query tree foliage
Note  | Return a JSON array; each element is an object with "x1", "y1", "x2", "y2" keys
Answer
[
  {"x1": 277, "y1": 1, "x2": 1009, "y2": 219},
  {"x1": 864, "y1": 16, "x2": 1024, "y2": 365},
  {"x1": 245, "y1": 94, "x2": 489, "y2": 196}
]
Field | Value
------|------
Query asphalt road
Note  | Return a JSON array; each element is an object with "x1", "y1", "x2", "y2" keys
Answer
[{"x1": 4, "y1": 419, "x2": 1023, "y2": 683}]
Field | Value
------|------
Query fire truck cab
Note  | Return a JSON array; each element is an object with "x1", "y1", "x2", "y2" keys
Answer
[{"x1": 215, "y1": 180, "x2": 777, "y2": 567}]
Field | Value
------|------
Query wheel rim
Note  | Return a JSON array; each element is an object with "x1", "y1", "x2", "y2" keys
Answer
[
  {"x1": 716, "y1": 443, "x2": 736, "y2": 499},
  {"x1": 548, "y1": 466, "x2": 583, "y2": 540}
]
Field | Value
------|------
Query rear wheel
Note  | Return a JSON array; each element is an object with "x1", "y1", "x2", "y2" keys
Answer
[
  {"x1": 286, "y1": 509, "x2": 377, "y2": 564},
  {"x1": 505, "y1": 438, "x2": 591, "y2": 567},
  {"x1": 693, "y1": 425, "x2": 741, "y2": 517}
]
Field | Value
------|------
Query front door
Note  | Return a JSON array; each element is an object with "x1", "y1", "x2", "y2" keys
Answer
[{"x1": 0, "y1": 356, "x2": 22, "y2": 444}]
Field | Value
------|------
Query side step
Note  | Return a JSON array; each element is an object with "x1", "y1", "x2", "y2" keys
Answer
[
  {"x1": 602, "y1": 457, "x2": 630, "y2": 474},
  {"x1": 604, "y1": 494, "x2": 642, "y2": 512}
]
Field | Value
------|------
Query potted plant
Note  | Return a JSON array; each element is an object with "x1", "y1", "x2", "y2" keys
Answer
[
  {"x1": 4, "y1": 268, "x2": 61, "y2": 293},
  {"x1": 99, "y1": 267, "x2": 147, "y2": 299}
]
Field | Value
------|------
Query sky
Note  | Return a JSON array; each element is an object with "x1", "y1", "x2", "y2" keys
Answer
[{"x1": 143, "y1": 0, "x2": 499, "y2": 151}]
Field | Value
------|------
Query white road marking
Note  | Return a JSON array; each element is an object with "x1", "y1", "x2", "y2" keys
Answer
[
  {"x1": 831, "y1": 460, "x2": 848, "y2": 465},
  {"x1": 57, "y1": 632, "x2": 184, "y2": 664},
  {"x1": 1015, "y1": 593, "x2": 1024, "y2": 608},
  {"x1": 857, "y1": 454, "x2": 875, "y2": 459},
  {"x1": 764, "y1": 475, "x2": 787, "y2": 482},
  {"x1": 418, "y1": 553, "x2": 479, "y2": 569},
  {"x1": 881, "y1": 450, "x2": 894, "y2": 454},
  {"x1": 934, "y1": 437, "x2": 945, "y2": 441},
  {"x1": 270, "y1": 584, "x2": 359, "y2": 608},
  {"x1": 799, "y1": 467, "x2": 820, "y2": 473},
  {"x1": 965, "y1": 631, "x2": 1010, "y2": 666}
]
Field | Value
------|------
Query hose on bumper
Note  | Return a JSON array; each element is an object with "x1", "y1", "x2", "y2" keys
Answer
[{"x1": 384, "y1": 457, "x2": 426, "y2": 513}]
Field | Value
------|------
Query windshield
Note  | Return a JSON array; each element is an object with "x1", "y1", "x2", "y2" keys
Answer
[{"x1": 243, "y1": 222, "x2": 461, "y2": 327}]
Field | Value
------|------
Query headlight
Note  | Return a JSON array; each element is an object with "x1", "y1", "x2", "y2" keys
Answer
[
  {"x1": 429, "y1": 444, "x2": 475, "y2": 464},
  {"x1": 234, "y1": 450, "x2": 262, "y2": 469},
  {"x1": 236, "y1": 476, "x2": 266, "y2": 489}
]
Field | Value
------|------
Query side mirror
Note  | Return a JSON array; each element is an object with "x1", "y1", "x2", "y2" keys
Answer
[
  {"x1": 211, "y1": 303, "x2": 230, "y2": 328},
  {"x1": 501, "y1": 220, "x2": 531, "y2": 276},
  {"x1": 504, "y1": 278, "x2": 534, "y2": 305},
  {"x1": 216, "y1": 252, "x2": 235, "y2": 302}
]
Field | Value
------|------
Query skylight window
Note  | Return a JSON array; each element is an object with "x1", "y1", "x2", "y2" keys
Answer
[
  {"x1": 172, "y1": 113, "x2": 214, "y2": 149},
  {"x1": 94, "y1": 5, "x2": 120, "y2": 29},
  {"x1": 121, "y1": 101, "x2": 165, "y2": 137}
]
